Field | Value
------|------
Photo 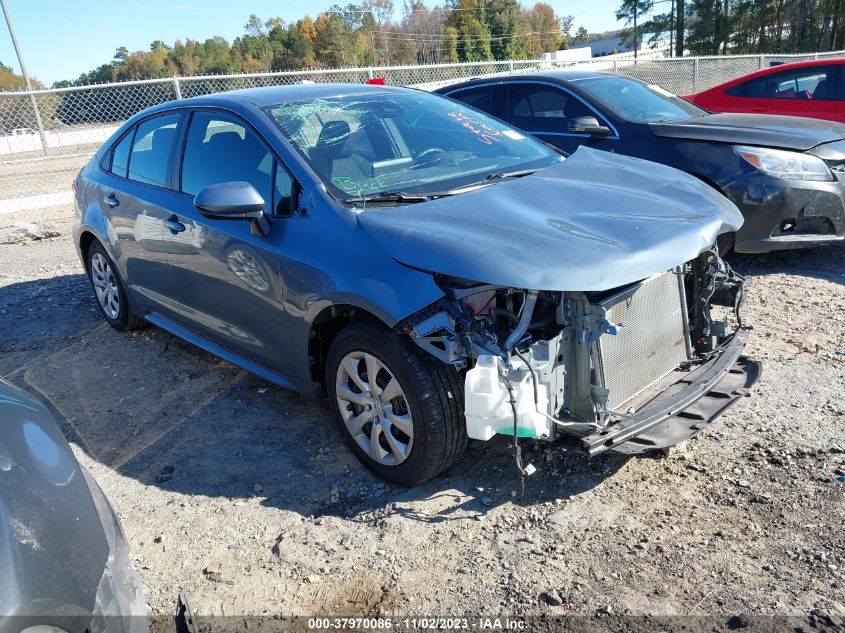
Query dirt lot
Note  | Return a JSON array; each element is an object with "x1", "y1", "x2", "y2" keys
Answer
[
  {"x1": 0, "y1": 152, "x2": 91, "y2": 199},
  {"x1": 0, "y1": 206, "x2": 843, "y2": 627}
]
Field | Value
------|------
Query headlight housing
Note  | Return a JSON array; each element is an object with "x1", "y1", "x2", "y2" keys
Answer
[{"x1": 735, "y1": 145, "x2": 833, "y2": 182}]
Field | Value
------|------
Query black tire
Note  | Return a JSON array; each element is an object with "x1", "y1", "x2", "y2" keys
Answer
[
  {"x1": 86, "y1": 241, "x2": 145, "y2": 331},
  {"x1": 326, "y1": 321, "x2": 467, "y2": 485}
]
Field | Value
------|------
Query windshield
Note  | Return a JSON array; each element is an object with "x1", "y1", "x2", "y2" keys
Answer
[
  {"x1": 264, "y1": 91, "x2": 561, "y2": 203},
  {"x1": 576, "y1": 76, "x2": 707, "y2": 123}
]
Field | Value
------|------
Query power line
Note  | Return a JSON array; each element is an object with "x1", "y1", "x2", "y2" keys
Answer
[{"x1": 372, "y1": 29, "x2": 564, "y2": 40}]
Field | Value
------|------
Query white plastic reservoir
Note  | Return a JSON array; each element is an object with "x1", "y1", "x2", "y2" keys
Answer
[{"x1": 464, "y1": 354, "x2": 555, "y2": 441}]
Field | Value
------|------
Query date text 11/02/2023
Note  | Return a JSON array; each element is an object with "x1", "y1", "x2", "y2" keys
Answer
[{"x1": 307, "y1": 617, "x2": 527, "y2": 630}]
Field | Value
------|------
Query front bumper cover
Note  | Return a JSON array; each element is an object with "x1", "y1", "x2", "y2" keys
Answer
[
  {"x1": 727, "y1": 173, "x2": 845, "y2": 253},
  {"x1": 580, "y1": 329, "x2": 761, "y2": 456}
]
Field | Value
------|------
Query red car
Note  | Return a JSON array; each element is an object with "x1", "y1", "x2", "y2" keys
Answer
[{"x1": 687, "y1": 58, "x2": 844, "y2": 123}]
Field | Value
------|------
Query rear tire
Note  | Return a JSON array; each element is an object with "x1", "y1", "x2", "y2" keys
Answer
[
  {"x1": 326, "y1": 321, "x2": 467, "y2": 485},
  {"x1": 86, "y1": 241, "x2": 145, "y2": 331}
]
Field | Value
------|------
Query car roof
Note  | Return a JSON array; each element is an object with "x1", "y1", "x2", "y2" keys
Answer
[
  {"x1": 437, "y1": 70, "x2": 625, "y2": 91},
  {"x1": 178, "y1": 82, "x2": 412, "y2": 108}
]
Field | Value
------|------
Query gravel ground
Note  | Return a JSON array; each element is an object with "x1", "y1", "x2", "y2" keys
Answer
[
  {"x1": 0, "y1": 208, "x2": 843, "y2": 628},
  {"x1": 0, "y1": 152, "x2": 92, "y2": 199}
]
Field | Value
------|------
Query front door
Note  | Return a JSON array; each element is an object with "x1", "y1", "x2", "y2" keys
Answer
[
  {"x1": 161, "y1": 110, "x2": 299, "y2": 376},
  {"x1": 504, "y1": 83, "x2": 617, "y2": 155}
]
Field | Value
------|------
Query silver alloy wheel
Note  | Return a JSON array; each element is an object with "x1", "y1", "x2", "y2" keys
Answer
[
  {"x1": 90, "y1": 252, "x2": 120, "y2": 320},
  {"x1": 335, "y1": 351, "x2": 414, "y2": 466}
]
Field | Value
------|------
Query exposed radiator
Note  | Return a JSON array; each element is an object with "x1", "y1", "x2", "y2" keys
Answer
[{"x1": 596, "y1": 270, "x2": 690, "y2": 411}]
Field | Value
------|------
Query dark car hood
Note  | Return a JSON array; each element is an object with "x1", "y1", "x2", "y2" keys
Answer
[
  {"x1": 357, "y1": 147, "x2": 743, "y2": 291},
  {"x1": 0, "y1": 379, "x2": 109, "y2": 624},
  {"x1": 650, "y1": 112, "x2": 845, "y2": 151}
]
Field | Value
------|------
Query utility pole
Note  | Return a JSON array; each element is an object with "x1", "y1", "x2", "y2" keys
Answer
[
  {"x1": 675, "y1": 0, "x2": 685, "y2": 57},
  {"x1": 669, "y1": 0, "x2": 675, "y2": 56},
  {"x1": 1, "y1": 0, "x2": 47, "y2": 155},
  {"x1": 633, "y1": 0, "x2": 638, "y2": 59}
]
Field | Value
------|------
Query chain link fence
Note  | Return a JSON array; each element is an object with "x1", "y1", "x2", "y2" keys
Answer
[{"x1": 1, "y1": 52, "x2": 843, "y2": 215}]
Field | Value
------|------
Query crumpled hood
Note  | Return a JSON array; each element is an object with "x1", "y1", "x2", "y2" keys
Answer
[
  {"x1": 357, "y1": 147, "x2": 743, "y2": 291},
  {"x1": 650, "y1": 112, "x2": 845, "y2": 151}
]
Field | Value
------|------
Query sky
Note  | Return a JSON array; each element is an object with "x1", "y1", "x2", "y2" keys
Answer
[{"x1": 0, "y1": 0, "x2": 626, "y2": 86}]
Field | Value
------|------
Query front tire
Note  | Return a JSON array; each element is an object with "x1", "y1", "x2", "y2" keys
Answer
[
  {"x1": 326, "y1": 322, "x2": 467, "y2": 485},
  {"x1": 86, "y1": 241, "x2": 145, "y2": 331}
]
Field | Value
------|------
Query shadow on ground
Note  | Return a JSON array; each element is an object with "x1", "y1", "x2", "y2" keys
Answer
[{"x1": 7, "y1": 238, "x2": 842, "y2": 523}]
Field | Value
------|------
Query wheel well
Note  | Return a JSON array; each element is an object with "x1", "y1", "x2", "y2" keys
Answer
[
  {"x1": 78, "y1": 231, "x2": 97, "y2": 271},
  {"x1": 308, "y1": 304, "x2": 385, "y2": 394}
]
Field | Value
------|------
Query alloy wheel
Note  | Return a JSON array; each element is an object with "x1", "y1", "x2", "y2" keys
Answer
[
  {"x1": 335, "y1": 351, "x2": 414, "y2": 466},
  {"x1": 90, "y1": 252, "x2": 120, "y2": 320}
]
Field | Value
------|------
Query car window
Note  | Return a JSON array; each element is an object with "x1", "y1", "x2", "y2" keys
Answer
[
  {"x1": 126, "y1": 114, "x2": 180, "y2": 187},
  {"x1": 575, "y1": 76, "x2": 706, "y2": 123},
  {"x1": 740, "y1": 67, "x2": 835, "y2": 100},
  {"x1": 448, "y1": 86, "x2": 496, "y2": 114},
  {"x1": 507, "y1": 84, "x2": 597, "y2": 133},
  {"x1": 264, "y1": 92, "x2": 560, "y2": 202},
  {"x1": 181, "y1": 111, "x2": 275, "y2": 214},
  {"x1": 110, "y1": 130, "x2": 134, "y2": 178},
  {"x1": 274, "y1": 162, "x2": 294, "y2": 217}
]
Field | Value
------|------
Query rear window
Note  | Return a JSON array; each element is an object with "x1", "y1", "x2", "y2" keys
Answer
[
  {"x1": 126, "y1": 114, "x2": 180, "y2": 187},
  {"x1": 110, "y1": 131, "x2": 133, "y2": 178},
  {"x1": 448, "y1": 86, "x2": 496, "y2": 114}
]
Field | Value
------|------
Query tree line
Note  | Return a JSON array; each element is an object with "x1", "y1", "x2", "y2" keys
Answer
[
  {"x1": 46, "y1": 1, "x2": 572, "y2": 88},
  {"x1": 3, "y1": 0, "x2": 844, "y2": 93},
  {"x1": 617, "y1": 0, "x2": 845, "y2": 56}
]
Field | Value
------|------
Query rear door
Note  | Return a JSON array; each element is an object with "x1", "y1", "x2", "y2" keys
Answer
[
  {"x1": 503, "y1": 82, "x2": 617, "y2": 154},
  {"x1": 442, "y1": 84, "x2": 506, "y2": 119},
  {"x1": 731, "y1": 65, "x2": 839, "y2": 121},
  {"x1": 162, "y1": 109, "x2": 299, "y2": 375},
  {"x1": 97, "y1": 112, "x2": 184, "y2": 316}
]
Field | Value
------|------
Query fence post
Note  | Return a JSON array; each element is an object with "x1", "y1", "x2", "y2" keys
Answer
[
  {"x1": 367, "y1": 67, "x2": 374, "y2": 80},
  {"x1": 613, "y1": 59, "x2": 618, "y2": 73},
  {"x1": 508, "y1": 60, "x2": 514, "y2": 73},
  {"x1": 172, "y1": 76, "x2": 183, "y2": 100},
  {"x1": 759, "y1": 55, "x2": 765, "y2": 69},
  {"x1": 693, "y1": 58, "x2": 699, "y2": 92},
  {"x1": 27, "y1": 93, "x2": 48, "y2": 156}
]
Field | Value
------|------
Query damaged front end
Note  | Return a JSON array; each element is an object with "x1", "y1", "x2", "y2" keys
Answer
[{"x1": 399, "y1": 248, "x2": 761, "y2": 460}]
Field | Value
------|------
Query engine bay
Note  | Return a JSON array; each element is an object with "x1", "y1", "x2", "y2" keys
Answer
[{"x1": 400, "y1": 247, "x2": 749, "y2": 445}]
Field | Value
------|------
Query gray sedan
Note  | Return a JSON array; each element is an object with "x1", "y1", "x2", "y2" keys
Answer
[{"x1": 73, "y1": 84, "x2": 759, "y2": 485}]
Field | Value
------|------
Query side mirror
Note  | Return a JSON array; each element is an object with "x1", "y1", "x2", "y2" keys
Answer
[
  {"x1": 194, "y1": 181, "x2": 270, "y2": 236},
  {"x1": 568, "y1": 116, "x2": 612, "y2": 137}
]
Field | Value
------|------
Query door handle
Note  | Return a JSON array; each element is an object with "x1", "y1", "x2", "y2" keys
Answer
[
  {"x1": 161, "y1": 215, "x2": 186, "y2": 234},
  {"x1": 103, "y1": 193, "x2": 119, "y2": 208}
]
